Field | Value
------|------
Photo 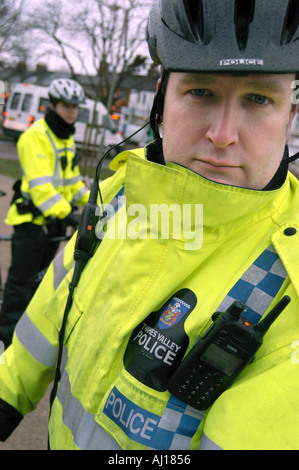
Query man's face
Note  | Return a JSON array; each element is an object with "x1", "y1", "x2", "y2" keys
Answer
[
  {"x1": 51, "y1": 101, "x2": 79, "y2": 124},
  {"x1": 162, "y1": 72, "x2": 297, "y2": 189}
]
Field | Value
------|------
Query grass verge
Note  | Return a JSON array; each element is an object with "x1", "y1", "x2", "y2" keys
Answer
[
  {"x1": 0, "y1": 159, "x2": 22, "y2": 179},
  {"x1": 0, "y1": 159, "x2": 113, "y2": 181}
]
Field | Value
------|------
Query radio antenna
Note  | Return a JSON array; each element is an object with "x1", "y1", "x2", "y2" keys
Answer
[{"x1": 254, "y1": 295, "x2": 291, "y2": 336}]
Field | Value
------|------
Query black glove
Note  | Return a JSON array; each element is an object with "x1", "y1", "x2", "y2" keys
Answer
[
  {"x1": 65, "y1": 212, "x2": 81, "y2": 229},
  {"x1": 46, "y1": 216, "x2": 67, "y2": 237}
]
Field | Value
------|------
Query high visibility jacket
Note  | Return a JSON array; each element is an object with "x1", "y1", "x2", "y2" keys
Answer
[
  {"x1": 5, "y1": 118, "x2": 89, "y2": 226},
  {"x1": 0, "y1": 148, "x2": 299, "y2": 450}
]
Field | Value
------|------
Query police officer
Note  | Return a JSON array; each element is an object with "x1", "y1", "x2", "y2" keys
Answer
[{"x1": 0, "y1": 78, "x2": 90, "y2": 348}]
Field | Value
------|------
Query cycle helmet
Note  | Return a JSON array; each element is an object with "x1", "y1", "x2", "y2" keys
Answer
[
  {"x1": 48, "y1": 78, "x2": 85, "y2": 104},
  {"x1": 147, "y1": 0, "x2": 299, "y2": 73}
]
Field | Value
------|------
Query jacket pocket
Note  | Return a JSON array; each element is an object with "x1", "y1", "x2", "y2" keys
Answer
[
  {"x1": 95, "y1": 368, "x2": 169, "y2": 450},
  {"x1": 95, "y1": 367, "x2": 204, "y2": 451}
]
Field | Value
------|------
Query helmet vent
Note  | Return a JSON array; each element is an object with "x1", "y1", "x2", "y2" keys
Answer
[
  {"x1": 183, "y1": 0, "x2": 205, "y2": 43},
  {"x1": 282, "y1": 0, "x2": 299, "y2": 44},
  {"x1": 234, "y1": 0, "x2": 255, "y2": 51}
]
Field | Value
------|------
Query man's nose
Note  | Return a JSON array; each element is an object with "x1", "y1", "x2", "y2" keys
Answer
[{"x1": 206, "y1": 101, "x2": 239, "y2": 148}]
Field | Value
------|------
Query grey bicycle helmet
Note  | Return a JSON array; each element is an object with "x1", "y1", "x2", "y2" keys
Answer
[
  {"x1": 147, "y1": 0, "x2": 299, "y2": 73},
  {"x1": 48, "y1": 78, "x2": 85, "y2": 104}
]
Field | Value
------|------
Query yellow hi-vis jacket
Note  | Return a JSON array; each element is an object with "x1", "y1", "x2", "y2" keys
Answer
[
  {"x1": 0, "y1": 148, "x2": 299, "y2": 450},
  {"x1": 5, "y1": 118, "x2": 89, "y2": 226}
]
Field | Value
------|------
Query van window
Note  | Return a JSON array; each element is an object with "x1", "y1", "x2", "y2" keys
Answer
[
  {"x1": 78, "y1": 107, "x2": 99, "y2": 124},
  {"x1": 10, "y1": 92, "x2": 21, "y2": 110},
  {"x1": 21, "y1": 94, "x2": 33, "y2": 112},
  {"x1": 38, "y1": 97, "x2": 49, "y2": 114},
  {"x1": 78, "y1": 107, "x2": 90, "y2": 123}
]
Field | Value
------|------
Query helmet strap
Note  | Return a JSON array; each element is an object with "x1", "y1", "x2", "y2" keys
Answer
[
  {"x1": 263, "y1": 146, "x2": 290, "y2": 190},
  {"x1": 284, "y1": 151, "x2": 299, "y2": 164},
  {"x1": 150, "y1": 69, "x2": 168, "y2": 140}
]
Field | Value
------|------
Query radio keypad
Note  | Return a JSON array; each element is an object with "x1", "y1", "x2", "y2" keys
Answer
[{"x1": 176, "y1": 363, "x2": 227, "y2": 409}]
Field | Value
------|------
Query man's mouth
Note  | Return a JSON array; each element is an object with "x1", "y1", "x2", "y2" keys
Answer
[{"x1": 197, "y1": 158, "x2": 239, "y2": 169}]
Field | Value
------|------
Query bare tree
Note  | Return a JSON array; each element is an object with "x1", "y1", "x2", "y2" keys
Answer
[
  {"x1": 23, "y1": 0, "x2": 82, "y2": 76},
  {"x1": 0, "y1": 0, "x2": 29, "y2": 68},
  {"x1": 24, "y1": 0, "x2": 152, "y2": 106},
  {"x1": 21, "y1": 0, "x2": 152, "y2": 164},
  {"x1": 71, "y1": 0, "x2": 152, "y2": 107}
]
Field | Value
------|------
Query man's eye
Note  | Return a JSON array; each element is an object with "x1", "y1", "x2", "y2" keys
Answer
[
  {"x1": 190, "y1": 89, "x2": 211, "y2": 97},
  {"x1": 250, "y1": 94, "x2": 271, "y2": 105}
]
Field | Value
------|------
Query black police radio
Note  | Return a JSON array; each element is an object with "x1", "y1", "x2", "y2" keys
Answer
[{"x1": 168, "y1": 295, "x2": 291, "y2": 410}]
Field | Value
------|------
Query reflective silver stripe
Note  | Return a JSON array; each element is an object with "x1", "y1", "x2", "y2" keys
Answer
[
  {"x1": 38, "y1": 193, "x2": 63, "y2": 212},
  {"x1": 45, "y1": 130, "x2": 60, "y2": 187},
  {"x1": 198, "y1": 432, "x2": 223, "y2": 450},
  {"x1": 53, "y1": 249, "x2": 69, "y2": 290},
  {"x1": 57, "y1": 147, "x2": 75, "y2": 154},
  {"x1": 30, "y1": 176, "x2": 82, "y2": 190},
  {"x1": 61, "y1": 176, "x2": 82, "y2": 186},
  {"x1": 72, "y1": 186, "x2": 89, "y2": 202},
  {"x1": 29, "y1": 176, "x2": 54, "y2": 188},
  {"x1": 57, "y1": 367, "x2": 121, "y2": 450},
  {"x1": 15, "y1": 312, "x2": 58, "y2": 368}
]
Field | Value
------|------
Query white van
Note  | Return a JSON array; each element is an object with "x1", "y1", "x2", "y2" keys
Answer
[
  {"x1": 118, "y1": 108, "x2": 152, "y2": 147},
  {"x1": 3, "y1": 82, "x2": 122, "y2": 148},
  {"x1": 118, "y1": 90, "x2": 155, "y2": 147}
]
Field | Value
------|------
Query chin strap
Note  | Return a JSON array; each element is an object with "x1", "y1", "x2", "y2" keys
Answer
[
  {"x1": 263, "y1": 145, "x2": 299, "y2": 190},
  {"x1": 150, "y1": 69, "x2": 168, "y2": 141},
  {"x1": 283, "y1": 150, "x2": 299, "y2": 164}
]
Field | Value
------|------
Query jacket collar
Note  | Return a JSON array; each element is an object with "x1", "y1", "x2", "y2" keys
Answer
[{"x1": 124, "y1": 154, "x2": 294, "y2": 243}]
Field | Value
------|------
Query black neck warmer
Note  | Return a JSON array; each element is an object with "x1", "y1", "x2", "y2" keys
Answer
[{"x1": 45, "y1": 107, "x2": 75, "y2": 139}]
